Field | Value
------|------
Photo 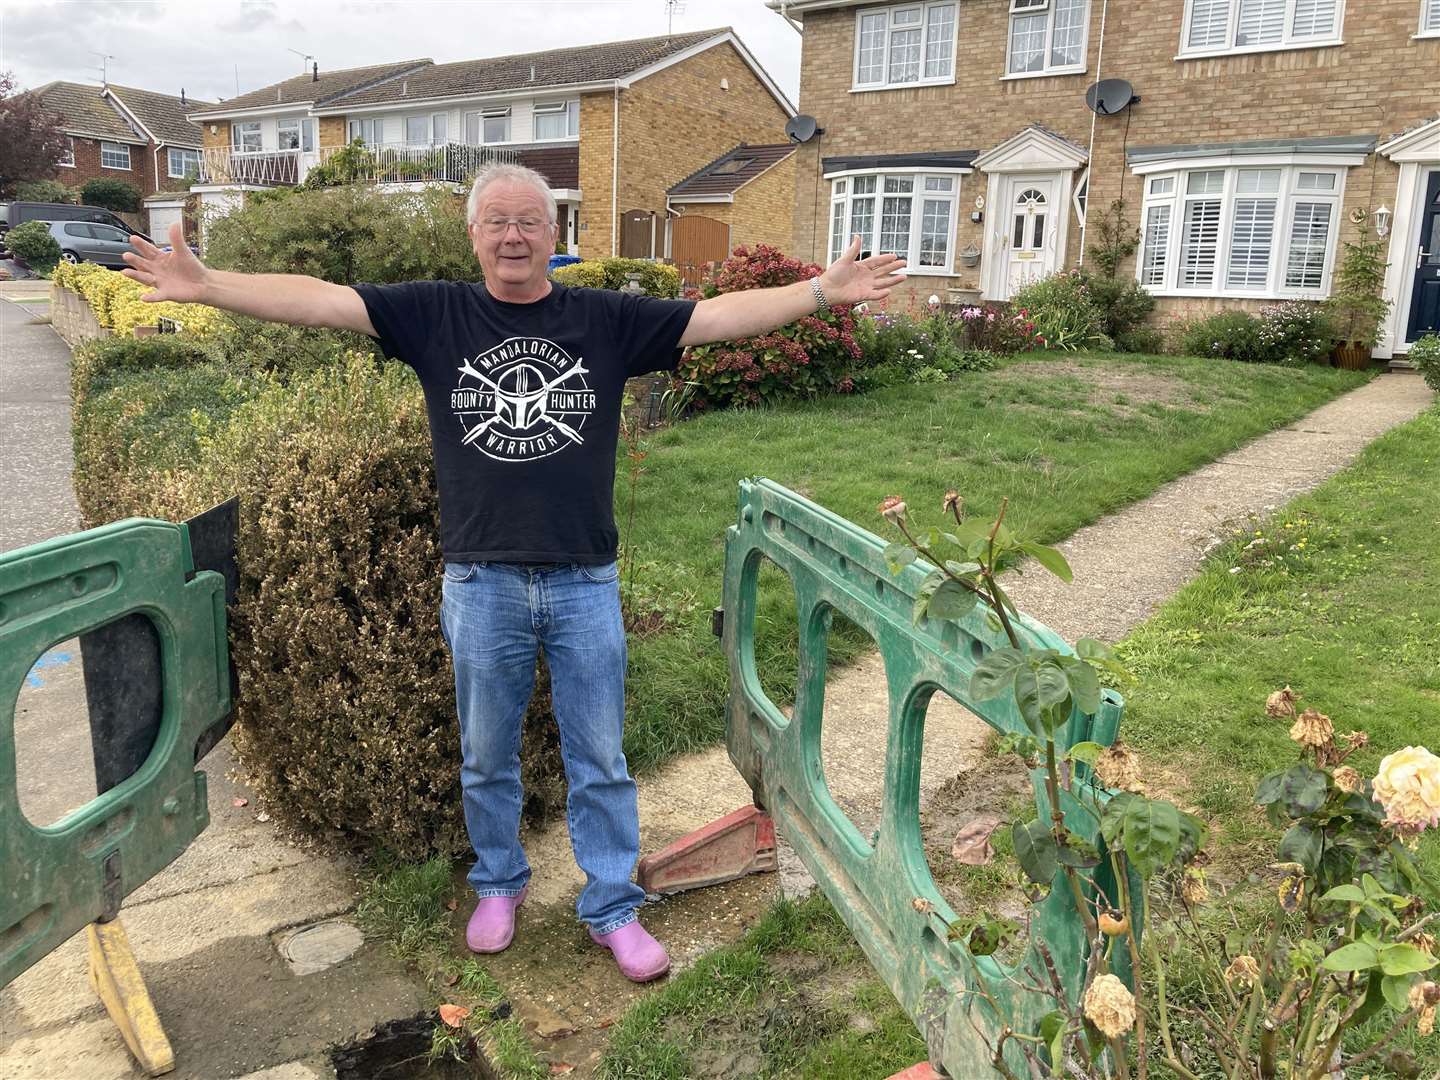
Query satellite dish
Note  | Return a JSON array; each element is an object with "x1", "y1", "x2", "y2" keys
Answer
[
  {"x1": 1085, "y1": 79, "x2": 1139, "y2": 116},
  {"x1": 785, "y1": 114, "x2": 824, "y2": 144}
]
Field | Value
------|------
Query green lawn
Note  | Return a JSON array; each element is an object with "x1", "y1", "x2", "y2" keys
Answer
[
  {"x1": 619, "y1": 352, "x2": 1368, "y2": 771},
  {"x1": 1117, "y1": 403, "x2": 1440, "y2": 1077}
]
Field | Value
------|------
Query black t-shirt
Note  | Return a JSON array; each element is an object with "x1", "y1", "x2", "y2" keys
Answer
[{"x1": 353, "y1": 281, "x2": 695, "y2": 564}]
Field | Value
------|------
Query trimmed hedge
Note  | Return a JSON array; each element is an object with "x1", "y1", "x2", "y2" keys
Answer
[
  {"x1": 72, "y1": 340, "x2": 565, "y2": 856},
  {"x1": 551, "y1": 257, "x2": 680, "y2": 298}
]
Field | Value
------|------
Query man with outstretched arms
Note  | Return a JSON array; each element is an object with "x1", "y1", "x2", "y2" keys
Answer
[{"x1": 123, "y1": 163, "x2": 903, "y2": 981}]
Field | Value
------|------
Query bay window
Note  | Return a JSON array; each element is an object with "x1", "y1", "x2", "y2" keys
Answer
[
  {"x1": 828, "y1": 170, "x2": 961, "y2": 272},
  {"x1": 1137, "y1": 164, "x2": 1344, "y2": 297},
  {"x1": 853, "y1": 2, "x2": 958, "y2": 90},
  {"x1": 1007, "y1": 0, "x2": 1090, "y2": 76},
  {"x1": 1180, "y1": 0, "x2": 1342, "y2": 57}
]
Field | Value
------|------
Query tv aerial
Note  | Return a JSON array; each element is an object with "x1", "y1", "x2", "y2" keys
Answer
[{"x1": 1085, "y1": 78, "x2": 1140, "y2": 116}]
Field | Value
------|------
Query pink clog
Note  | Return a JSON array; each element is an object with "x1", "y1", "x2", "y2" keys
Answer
[
  {"x1": 590, "y1": 919, "x2": 670, "y2": 982},
  {"x1": 466, "y1": 886, "x2": 527, "y2": 954}
]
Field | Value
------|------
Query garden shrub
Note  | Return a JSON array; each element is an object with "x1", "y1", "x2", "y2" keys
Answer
[
  {"x1": 851, "y1": 310, "x2": 997, "y2": 390},
  {"x1": 1177, "y1": 310, "x2": 1266, "y2": 363},
  {"x1": 15, "y1": 178, "x2": 73, "y2": 203},
  {"x1": 1009, "y1": 270, "x2": 1111, "y2": 351},
  {"x1": 205, "y1": 184, "x2": 480, "y2": 285},
  {"x1": 1255, "y1": 300, "x2": 1334, "y2": 365},
  {"x1": 676, "y1": 244, "x2": 860, "y2": 409},
  {"x1": 71, "y1": 333, "x2": 215, "y2": 406},
  {"x1": 80, "y1": 177, "x2": 141, "y2": 213},
  {"x1": 5, "y1": 220, "x2": 61, "y2": 274},
  {"x1": 550, "y1": 257, "x2": 680, "y2": 298},
  {"x1": 1115, "y1": 326, "x2": 1166, "y2": 355},
  {"x1": 952, "y1": 305, "x2": 1044, "y2": 354},
  {"x1": 75, "y1": 356, "x2": 557, "y2": 856},
  {"x1": 1081, "y1": 273, "x2": 1156, "y2": 346},
  {"x1": 1178, "y1": 304, "x2": 1333, "y2": 365},
  {"x1": 72, "y1": 362, "x2": 257, "y2": 526},
  {"x1": 1410, "y1": 333, "x2": 1440, "y2": 393}
]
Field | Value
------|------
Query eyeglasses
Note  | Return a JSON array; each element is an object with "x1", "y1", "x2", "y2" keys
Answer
[{"x1": 478, "y1": 216, "x2": 553, "y2": 237}]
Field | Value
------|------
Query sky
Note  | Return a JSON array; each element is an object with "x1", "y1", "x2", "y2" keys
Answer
[{"x1": 0, "y1": 0, "x2": 802, "y2": 106}]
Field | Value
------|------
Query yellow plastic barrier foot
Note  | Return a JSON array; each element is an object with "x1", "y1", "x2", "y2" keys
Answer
[{"x1": 86, "y1": 920, "x2": 175, "y2": 1076}]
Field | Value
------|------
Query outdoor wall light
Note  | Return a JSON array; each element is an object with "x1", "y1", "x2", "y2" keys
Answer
[{"x1": 1374, "y1": 204, "x2": 1392, "y2": 238}]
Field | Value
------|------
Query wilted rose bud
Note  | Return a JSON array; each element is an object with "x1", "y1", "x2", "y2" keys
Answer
[
  {"x1": 1332, "y1": 765, "x2": 1363, "y2": 793},
  {"x1": 1265, "y1": 686, "x2": 1300, "y2": 718},
  {"x1": 1224, "y1": 954, "x2": 1261, "y2": 988},
  {"x1": 1289, "y1": 708, "x2": 1334, "y2": 749},
  {"x1": 1082, "y1": 974, "x2": 1136, "y2": 1039},
  {"x1": 1419, "y1": 980, "x2": 1440, "y2": 1007},
  {"x1": 942, "y1": 489, "x2": 963, "y2": 516},
  {"x1": 878, "y1": 496, "x2": 908, "y2": 523},
  {"x1": 1180, "y1": 867, "x2": 1209, "y2": 906},
  {"x1": 1346, "y1": 730, "x2": 1370, "y2": 750},
  {"x1": 1094, "y1": 743, "x2": 1142, "y2": 792},
  {"x1": 1414, "y1": 931, "x2": 1436, "y2": 956}
]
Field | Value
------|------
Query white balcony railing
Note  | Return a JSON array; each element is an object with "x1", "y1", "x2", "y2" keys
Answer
[{"x1": 198, "y1": 142, "x2": 521, "y2": 188}]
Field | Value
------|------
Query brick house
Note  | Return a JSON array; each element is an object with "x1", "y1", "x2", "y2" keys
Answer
[
  {"x1": 187, "y1": 30, "x2": 795, "y2": 261},
  {"x1": 666, "y1": 143, "x2": 798, "y2": 284},
  {"x1": 774, "y1": 0, "x2": 1440, "y2": 358},
  {"x1": 28, "y1": 82, "x2": 208, "y2": 202}
]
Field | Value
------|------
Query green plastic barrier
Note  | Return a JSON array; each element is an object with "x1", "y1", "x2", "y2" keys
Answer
[
  {"x1": 721, "y1": 480, "x2": 1124, "y2": 1077},
  {"x1": 1, "y1": 518, "x2": 229, "y2": 988}
]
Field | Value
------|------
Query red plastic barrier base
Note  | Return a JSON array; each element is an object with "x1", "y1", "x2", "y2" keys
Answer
[
  {"x1": 885, "y1": 1064, "x2": 944, "y2": 1080},
  {"x1": 637, "y1": 805, "x2": 776, "y2": 894}
]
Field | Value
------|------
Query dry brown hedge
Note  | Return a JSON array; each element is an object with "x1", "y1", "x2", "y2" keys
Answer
[{"x1": 75, "y1": 349, "x2": 564, "y2": 857}]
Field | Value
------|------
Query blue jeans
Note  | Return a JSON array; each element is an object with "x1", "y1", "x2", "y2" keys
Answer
[{"x1": 440, "y1": 560, "x2": 644, "y2": 935}]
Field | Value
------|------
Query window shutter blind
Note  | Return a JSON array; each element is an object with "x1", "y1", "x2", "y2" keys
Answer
[
  {"x1": 1187, "y1": 0, "x2": 1233, "y2": 48},
  {"x1": 1237, "y1": 0, "x2": 1285, "y2": 44},
  {"x1": 1291, "y1": 0, "x2": 1338, "y2": 37}
]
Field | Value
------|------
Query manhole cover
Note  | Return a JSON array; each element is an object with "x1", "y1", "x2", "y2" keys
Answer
[{"x1": 278, "y1": 919, "x2": 365, "y2": 976}]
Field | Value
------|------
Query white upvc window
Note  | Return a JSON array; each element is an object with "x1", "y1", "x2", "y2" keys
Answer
[
  {"x1": 1179, "y1": 0, "x2": 1343, "y2": 57},
  {"x1": 348, "y1": 118, "x2": 384, "y2": 147},
  {"x1": 277, "y1": 118, "x2": 315, "y2": 152},
  {"x1": 100, "y1": 141, "x2": 131, "y2": 169},
  {"x1": 534, "y1": 99, "x2": 579, "y2": 141},
  {"x1": 167, "y1": 147, "x2": 200, "y2": 178},
  {"x1": 432, "y1": 113, "x2": 447, "y2": 144},
  {"x1": 1006, "y1": 0, "x2": 1090, "y2": 77},
  {"x1": 827, "y1": 169, "x2": 961, "y2": 273},
  {"x1": 465, "y1": 106, "x2": 510, "y2": 145},
  {"x1": 853, "y1": 3, "x2": 958, "y2": 90},
  {"x1": 1136, "y1": 163, "x2": 1343, "y2": 298},
  {"x1": 232, "y1": 121, "x2": 262, "y2": 152},
  {"x1": 1421, "y1": 0, "x2": 1440, "y2": 34},
  {"x1": 58, "y1": 136, "x2": 75, "y2": 167}
]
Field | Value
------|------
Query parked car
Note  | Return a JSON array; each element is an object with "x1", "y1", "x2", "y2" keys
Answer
[
  {"x1": 42, "y1": 220, "x2": 154, "y2": 269},
  {"x1": 0, "y1": 201, "x2": 142, "y2": 241}
]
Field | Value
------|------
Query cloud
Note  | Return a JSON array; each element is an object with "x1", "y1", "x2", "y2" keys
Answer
[{"x1": 1, "y1": 0, "x2": 800, "y2": 105}]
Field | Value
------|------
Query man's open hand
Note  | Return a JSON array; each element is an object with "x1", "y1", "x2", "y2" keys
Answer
[
  {"x1": 817, "y1": 235, "x2": 907, "y2": 307},
  {"x1": 121, "y1": 222, "x2": 209, "y2": 304}
]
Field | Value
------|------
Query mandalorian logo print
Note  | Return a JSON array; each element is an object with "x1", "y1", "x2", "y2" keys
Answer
[{"x1": 449, "y1": 337, "x2": 596, "y2": 462}]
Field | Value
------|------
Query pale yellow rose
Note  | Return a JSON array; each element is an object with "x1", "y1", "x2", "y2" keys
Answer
[
  {"x1": 1332, "y1": 766, "x2": 1363, "y2": 793},
  {"x1": 1083, "y1": 974, "x2": 1136, "y2": 1039},
  {"x1": 1372, "y1": 746, "x2": 1440, "y2": 834}
]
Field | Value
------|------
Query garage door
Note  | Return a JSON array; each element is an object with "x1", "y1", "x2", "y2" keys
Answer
[{"x1": 147, "y1": 206, "x2": 183, "y2": 241}]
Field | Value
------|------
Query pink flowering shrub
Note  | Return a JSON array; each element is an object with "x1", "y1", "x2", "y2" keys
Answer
[
  {"x1": 676, "y1": 244, "x2": 861, "y2": 411},
  {"x1": 951, "y1": 304, "x2": 1046, "y2": 355}
]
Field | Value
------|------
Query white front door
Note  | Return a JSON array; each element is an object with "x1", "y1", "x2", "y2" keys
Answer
[{"x1": 1003, "y1": 177, "x2": 1057, "y2": 295}]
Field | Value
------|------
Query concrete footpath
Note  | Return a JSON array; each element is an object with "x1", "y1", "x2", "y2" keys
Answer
[{"x1": 0, "y1": 288, "x2": 428, "y2": 1080}]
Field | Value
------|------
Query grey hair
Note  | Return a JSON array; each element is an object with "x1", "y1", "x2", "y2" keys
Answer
[{"x1": 466, "y1": 162, "x2": 556, "y2": 226}]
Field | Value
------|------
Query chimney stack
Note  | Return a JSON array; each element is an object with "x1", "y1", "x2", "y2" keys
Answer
[{"x1": 312, "y1": 61, "x2": 319, "y2": 82}]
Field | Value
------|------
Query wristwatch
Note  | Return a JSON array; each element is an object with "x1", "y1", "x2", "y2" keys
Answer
[{"x1": 810, "y1": 277, "x2": 830, "y2": 312}]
